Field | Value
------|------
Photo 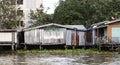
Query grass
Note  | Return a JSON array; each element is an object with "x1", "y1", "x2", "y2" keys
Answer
[{"x1": 16, "y1": 49, "x2": 118, "y2": 54}]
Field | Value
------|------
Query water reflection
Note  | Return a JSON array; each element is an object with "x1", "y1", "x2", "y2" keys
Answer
[{"x1": 0, "y1": 53, "x2": 119, "y2": 65}]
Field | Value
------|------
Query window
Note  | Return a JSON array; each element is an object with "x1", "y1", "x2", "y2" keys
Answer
[
  {"x1": 17, "y1": 0, "x2": 23, "y2": 5},
  {"x1": 17, "y1": 21, "x2": 24, "y2": 27},
  {"x1": 20, "y1": 21, "x2": 24, "y2": 26},
  {"x1": 17, "y1": 10, "x2": 23, "y2": 16}
]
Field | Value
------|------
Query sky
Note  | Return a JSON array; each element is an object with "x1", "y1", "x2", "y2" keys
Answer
[{"x1": 43, "y1": 0, "x2": 59, "y2": 14}]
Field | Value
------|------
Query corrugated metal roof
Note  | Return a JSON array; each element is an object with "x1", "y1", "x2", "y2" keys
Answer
[
  {"x1": 0, "y1": 29, "x2": 17, "y2": 32},
  {"x1": 106, "y1": 19, "x2": 120, "y2": 24},
  {"x1": 91, "y1": 19, "x2": 120, "y2": 29},
  {"x1": 65, "y1": 25, "x2": 86, "y2": 30},
  {"x1": 91, "y1": 21, "x2": 109, "y2": 27},
  {"x1": 23, "y1": 23, "x2": 68, "y2": 31},
  {"x1": 23, "y1": 23, "x2": 86, "y2": 31}
]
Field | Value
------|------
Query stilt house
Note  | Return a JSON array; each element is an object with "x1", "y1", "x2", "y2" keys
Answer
[
  {"x1": 92, "y1": 19, "x2": 120, "y2": 45},
  {"x1": 23, "y1": 23, "x2": 87, "y2": 46}
]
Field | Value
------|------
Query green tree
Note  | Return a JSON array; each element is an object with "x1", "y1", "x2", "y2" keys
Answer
[
  {"x1": 0, "y1": 0, "x2": 21, "y2": 29},
  {"x1": 29, "y1": 5, "x2": 52, "y2": 27},
  {"x1": 53, "y1": 0, "x2": 120, "y2": 27}
]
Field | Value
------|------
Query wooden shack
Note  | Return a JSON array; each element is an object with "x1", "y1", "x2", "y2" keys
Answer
[
  {"x1": 91, "y1": 19, "x2": 120, "y2": 50},
  {"x1": 92, "y1": 19, "x2": 120, "y2": 45},
  {"x1": 0, "y1": 29, "x2": 17, "y2": 50},
  {"x1": 23, "y1": 23, "x2": 66, "y2": 45},
  {"x1": 23, "y1": 23, "x2": 86, "y2": 48}
]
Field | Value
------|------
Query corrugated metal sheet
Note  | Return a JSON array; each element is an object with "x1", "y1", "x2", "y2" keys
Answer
[
  {"x1": 66, "y1": 30, "x2": 72, "y2": 45},
  {"x1": 65, "y1": 25, "x2": 86, "y2": 30},
  {"x1": 66, "y1": 30, "x2": 86, "y2": 46},
  {"x1": 24, "y1": 23, "x2": 68, "y2": 31},
  {"x1": 65, "y1": 25, "x2": 86, "y2": 46},
  {"x1": 79, "y1": 32, "x2": 85, "y2": 45}
]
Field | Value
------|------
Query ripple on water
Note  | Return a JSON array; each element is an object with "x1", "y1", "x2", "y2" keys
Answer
[
  {"x1": 26, "y1": 57, "x2": 87, "y2": 65},
  {"x1": 0, "y1": 53, "x2": 119, "y2": 65}
]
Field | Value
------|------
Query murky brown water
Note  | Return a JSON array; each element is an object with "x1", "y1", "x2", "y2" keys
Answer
[{"x1": 0, "y1": 52, "x2": 119, "y2": 65}]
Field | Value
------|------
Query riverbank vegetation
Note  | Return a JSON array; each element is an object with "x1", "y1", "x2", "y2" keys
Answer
[{"x1": 15, "y1": 49, "x2": 117, "y2": 54}]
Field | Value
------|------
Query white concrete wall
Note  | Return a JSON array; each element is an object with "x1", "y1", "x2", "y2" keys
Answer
[{"x1": 17, "y1": 0, "x2": 42, "y2": 27}]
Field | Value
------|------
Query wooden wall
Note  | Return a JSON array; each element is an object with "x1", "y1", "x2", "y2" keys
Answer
[
  {"x1": 86, "y1": 31, "x2": 92, "y2": 43},
  {"x1": 24, "y1": 27, "x2": 66, "y2": 45},
  {"x1": 107, "y1": 22, "x2": 120, "y2": 40},
  {"x1": 0, "y1": 32, "x2": 17, "y2": 43}
]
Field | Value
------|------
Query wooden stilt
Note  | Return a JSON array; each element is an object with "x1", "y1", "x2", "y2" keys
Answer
[
  {"x1": 111, "y1": 44, "x2": 114, "y2": 51},
  {"x1": 15, "y1": 44, "x2": 17, "y2": 50},
  {"x1": 118, "y1": 45, "x2": 120, "y2": 54},
  {"x1": 64, "y1": 45, "x2": 67, "y2": 50},
  {"x1": 99, "y1": 45, "x2": 101, "y2": 50},
  {"x1": 39, "y1": 43, "x2": 42, "y2": 50},
  {"x1": 39, "y1": 45, "x2": 41, "y2": 50},
  {"x1": 24, "y1": 43, "x2": 27, "y2": 50},
  {"x1": 12, "y1": 43, "x2": 14, "y2": 51},
  {"x1": 72, "y1": 46, "x2": 75, "y2": 49}
]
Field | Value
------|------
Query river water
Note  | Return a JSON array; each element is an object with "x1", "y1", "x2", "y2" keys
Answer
[{"x1": 0, "y1": 52, "x2": 120, "y2": 65}]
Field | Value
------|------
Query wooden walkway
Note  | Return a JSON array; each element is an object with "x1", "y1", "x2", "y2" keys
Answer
[{"x1": 97, "y1": 44, "x2": 120, "y2": 51}]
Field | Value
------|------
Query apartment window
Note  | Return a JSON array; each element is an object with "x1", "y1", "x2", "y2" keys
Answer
[
  {"x1": 20, "y1": 21, "x2": 24, "y2": 27},
  {"x1": 17, "y1": 21, "x2": 24, "y2": 27},
  {"x1": 17, "y1": 10, "x2": 23, "y2": 16},
  {"x1": 17, "y1": 0, "x2": 23, "y2": 5}
]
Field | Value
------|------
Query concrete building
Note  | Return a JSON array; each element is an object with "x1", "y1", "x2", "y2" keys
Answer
[{"x1": 16, "y1": 0, "x2": 43, "y2": 27}]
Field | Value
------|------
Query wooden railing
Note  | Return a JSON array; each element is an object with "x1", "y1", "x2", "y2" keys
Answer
[{"x1": 95, "y1": 36, "x2": 120, "y2": 45}]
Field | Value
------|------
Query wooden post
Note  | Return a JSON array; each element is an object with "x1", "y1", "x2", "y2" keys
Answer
[
  {"x1": 24, "y1": 43, "x2": 27, "y2": 50},
  {"x1": 84, "y1": 32, "x2": 86, "y2": 49},
  {"x1": 11, "y1": 43, "x2": 14, "y2": 51},
  {"x1": 111, "y1": 44, "x2": 114, "y2": 51},
  {"x1": 117, "y1": 45, "x2": 120, "y2": 54},
  {"x1": 12, "y1": 32, "x2": 15, "y2": 51},
  {"x1": 72, "y1": 45, "x2": 75, "y2": 49},
  {"x1": 15, "y1": 44, "x2": 17, "y2": 50},
  {"x1": 64, "y1": 45, "x2": 67, "y2": 50},
  {"x1": 99, "y1": 43, "x2": 101, "y2": 50},
  {"x1": 39, "y1": 43, "x2": 42, "y2": 50}
]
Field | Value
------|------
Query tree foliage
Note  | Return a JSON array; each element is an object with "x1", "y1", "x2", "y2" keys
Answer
[
  {"x1": 0, "y1": 0, "x2": 19, "y2": 29},
  {"x1": 53, "y1": 0, "x2": 120, "y2": 26},
  {"x1": 29, "y1": 6, "x2": 52, "y2": 27}
]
